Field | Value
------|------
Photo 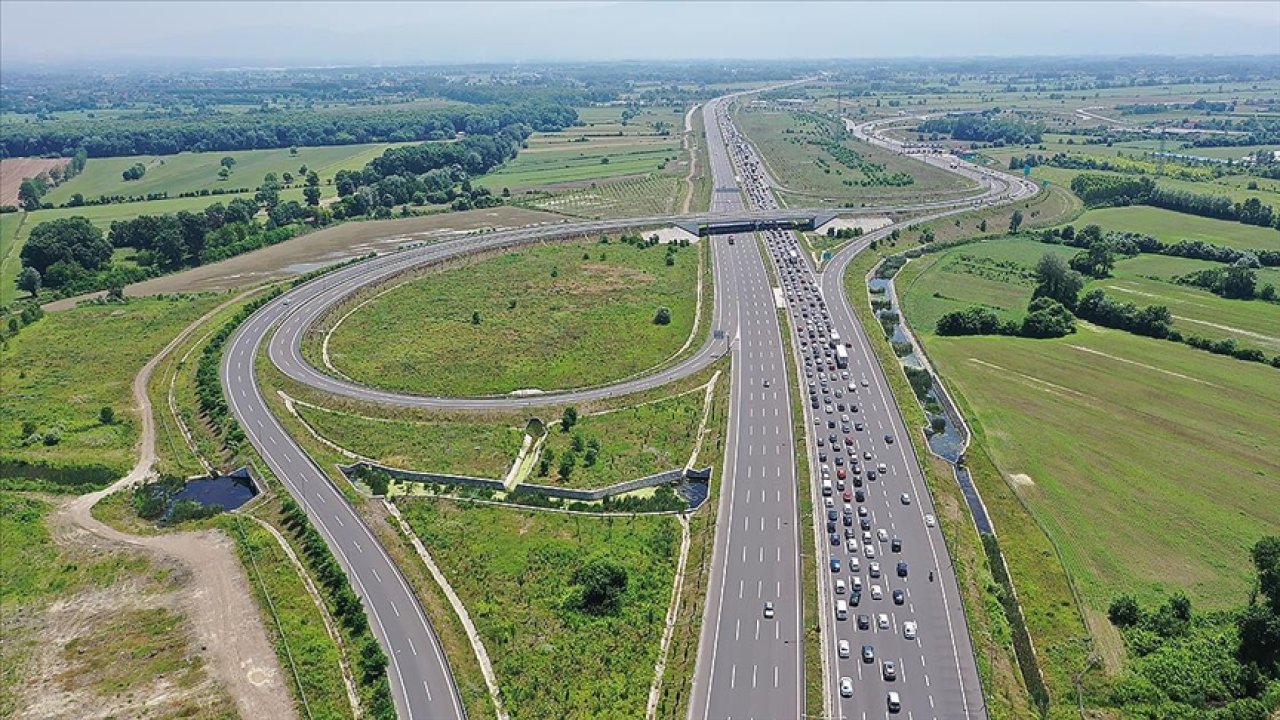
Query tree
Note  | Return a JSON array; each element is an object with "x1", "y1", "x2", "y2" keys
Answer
[
  {"x1": 99, "y1": 406, "x2": 115, "y2": 424},
  {"x1": 471, "y1": 311, "x2": 481, "y2": 325},
  {"x1": 1020, "y1": 297, "x2": 1075, "y2": 338},
  {"x1": 16, "y1": 267, "x2": 41, "y2": 297},
  {"x1": 572, "y1": 559, "x2": 628, "y2": 614},
  {"x1": 653, "y1": 306, "x2": 672, "y2": 325},
  {"x1": 255, "y1": 177, "x2": 281, "y2": 210},
  {"x1": 978, "y1": 219, "x2": 988, "y2": 233},
  {"x1": 561, "y1": 406, "x2": 579, "y2": 432},
  {"x1": 1221, "y1": 266, "x2": 1257, "y2": 300},
  {"x1": 217, "y1": 166, "x2": 231, "y2": 180},
  {"x1": 1009, "y1": 209, "x2": 1024, "y2": 233},
  {"x1": 220, "y1": 156, "x2": 236, "y2": 169},
  {"x1": 1252, "y1": 536, "x2": 1280, "y2": 612},
  {"x1": 20, "y1": 216, "x2": 112, "y2": 276},
  {"x1": 282, "y1": 172, "x2": 294, "y2": 185},
  {"x1": 121, "y1": 163, "x2": 146, "y2": 181},
  {"x1": 17, "y1": 178, "x2": 44, "y2": 211},
  {"x1": 1069, "y1": 242, "x2": 1116, "y2": 278},
  {"x1": 558, "y1": 450, "x2": 576, "y2": 480},
  {"x1": 1108, "y1": 594, "x2": 1143, "y2": 627},
  {"x1": 304, "y1": 171, "x2": 322, "y2": 206},
  {"x1": 1032, "y1": 252, "x2": 1085, "y2": 310}
]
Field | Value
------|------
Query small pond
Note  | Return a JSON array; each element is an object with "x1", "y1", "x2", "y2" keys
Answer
[{"x1": 172, "y1": 468, "x2": 258, "y2": 512}]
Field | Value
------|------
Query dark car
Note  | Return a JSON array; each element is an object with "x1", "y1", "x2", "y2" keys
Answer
[
  {"x1": 897, "y1": 561, "x2": 909, "y2": 577},
  {"x1": 850, "y1": 590, "x2": 862, "y2": 606},
  {"x1": 862, "y1": 644, "x2": 875, "y2": 663},
  {"x1": 893, "y1": 589, "x2": 906, "y2": 605},
  {"x1": 860, "y1": 517, "x2": 872, "y2": 531},
  {"x1": 830, "y1": 533, "x2": 841, "y2": 546},
  {"x1": 855, "y1": 489, "x2": 866, "y2": 502},
  {"x1": 884, "y1": 434, "x2": 895, "y2": 444},
  {"x1": 857, "y1": 614, "x2": 871, "y2": 630},
  {"x1": 867, "y1": 470, "x2": 877, "y2": 482},
  {"x1": 830, "y1": 558, "x2": 841, "y2": 573}
]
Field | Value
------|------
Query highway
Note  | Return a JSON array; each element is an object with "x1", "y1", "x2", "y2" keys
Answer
[{"x1": 220, "y1": 87, "x2": 1033, "y2": 719}]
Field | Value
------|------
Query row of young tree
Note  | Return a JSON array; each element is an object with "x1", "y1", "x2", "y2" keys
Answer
[
  {"x1": 0, "y1": 101, "x2": 577, "y2": 157},
  {"x1": 1069, "y1": 173, "x2": 1280, "y2": 229},
  {"x1": 1040, "y1": 224, "x2": 1280, "y2": 268}
]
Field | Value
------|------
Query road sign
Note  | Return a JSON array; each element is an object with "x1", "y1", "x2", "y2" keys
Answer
[
  {"x1": 713, "y1": 329, "x2": 726, "y2": 340},
  {"x1": 823, "y1": 251, "x2": 833, "y2": 261}
]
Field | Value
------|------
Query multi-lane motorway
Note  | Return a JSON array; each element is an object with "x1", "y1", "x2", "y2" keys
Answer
[{"x1": 221, "y1": 88, "x2": 1033, "y2": 719}]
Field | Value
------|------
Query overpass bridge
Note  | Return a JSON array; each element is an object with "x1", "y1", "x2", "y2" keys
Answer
[{"x1": 674, "y1": 210, "x2": 839, "y2": 237}]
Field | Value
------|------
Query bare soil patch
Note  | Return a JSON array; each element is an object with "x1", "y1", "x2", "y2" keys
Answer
[
  {"x1": 47, "y1": 206, "x2": 566, "y2": 309},
  {"x1": 0, "y1": 157, "x2": 70, "y2": 206}
]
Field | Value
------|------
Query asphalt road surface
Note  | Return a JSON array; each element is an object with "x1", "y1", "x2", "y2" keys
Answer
[{"x1": 222, "y1": 87, "x2": 1033, "y2": 719}]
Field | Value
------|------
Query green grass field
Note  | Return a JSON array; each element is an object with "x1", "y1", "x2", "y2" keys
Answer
[
  {"x1": 295, "y1": 403, "x2": 524, "y2": 479},
  {"x1": 1069, "y1": 206, "x2": 1280, "y2": 252},
  {"x1": 538, "y1": 387, "x2": 705, "y2": 489},
  {"x1": 733, "y1": 105, "x2": 978, "y2": 206},
  {"x1": 476, "y1": 144, "x2": 679, "y2": 190},
  {"x1": 43, "y1": 143, "x2": 409, "y2": 206},
  {"x1": 921, "y1": 329, "x2": 1280, "y2": 610},
  {"x1": 395, "y1": 498, "x2": 679, "y2": 720},
  {"x1": 323, "y1": 238, "x2": 702, "y2": 397},
  {"x1": 895, "y1": 236, "x2": 1280, "y2": 353},
  {"x1": 0, "y1": 294, "x2": 224, "y2": 481}
]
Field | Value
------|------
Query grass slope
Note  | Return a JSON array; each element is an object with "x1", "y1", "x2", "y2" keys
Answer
[
  {"x1": 0, "y1": 294, "x2": 224, "y2": 484},
  {"x1": 395, "y1": 498, "x2": 680, "y2": 720},
  {"x1": 324, "y1": 239, "x2": 701, "y2": 397}
]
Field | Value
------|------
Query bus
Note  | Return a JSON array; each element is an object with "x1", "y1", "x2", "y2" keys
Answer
[{"x1": 835, "y1": 345, "x2": 849, "y2": 369}]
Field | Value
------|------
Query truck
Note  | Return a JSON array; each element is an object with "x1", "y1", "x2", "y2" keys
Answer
[
  {"x1": 835, "y1": 345, "x2": 849, "y2": 369},
  {"x1": 829, "y1": 331, "x2": 841, "y2": 349},
  {"x1": 787, "y1": 249, "x2": 799, "y2": 265}
]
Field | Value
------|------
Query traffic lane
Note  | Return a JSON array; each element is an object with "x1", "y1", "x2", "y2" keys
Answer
[{"x1": 224, "y1": 306, "x2": 465, "y2": 720}]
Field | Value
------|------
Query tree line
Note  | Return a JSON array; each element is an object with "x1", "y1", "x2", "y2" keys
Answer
[
  {"x1": 1069, "y1": 173, "x2": 1280, "y2": 229},
  {"x1": 0, "y1": 101, "x2": 576, "y2": 158},
  {"x1": 916, "y1": 111, "x2": 1045, "y2": 145}
]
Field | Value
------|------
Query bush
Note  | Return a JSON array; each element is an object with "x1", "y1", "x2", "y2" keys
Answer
[
  {"x1": 572, "y1": 558, "x2": 628, "y2": 615},
  {"x1": 1110, "y1": 594, "x2": 1144, "y2": 627},
  {"x1": 653, "y1": 306, "x2": 671, "y2": 325}
]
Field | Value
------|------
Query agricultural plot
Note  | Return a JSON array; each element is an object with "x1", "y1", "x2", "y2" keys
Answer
[
  {"x1": 323, "y1": 238, "x2": 701, "y2": 397},
  {"x1": 43, "y1": 142, "x2": 406, "y2": 206},
  {"x1": 532, "y1": 175, "x2": 682, "y2": 219},
  {"x1": 918, "y1": 330, "x2": 1280, "y2": 610},
  {"x1": 395, "y1": 498, "x2": 680, "y2": 720},
  {"x1": 1070, "y1": 206, "x2": 1280, "y2": 252},
  {"x1": 475, "y1": 144, "x2": 679, "y2": 190}
]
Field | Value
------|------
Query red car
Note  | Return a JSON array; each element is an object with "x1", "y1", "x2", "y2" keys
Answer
[
  {"x1": 837, "y1": 468, "x2": 848, "y2": 480},
  {"x1": 842, "y1": 488, "x2": 853, "y2": 502}
]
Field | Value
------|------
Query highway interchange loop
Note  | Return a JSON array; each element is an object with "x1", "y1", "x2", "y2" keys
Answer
[{"x1": 222, "y1": 89, "x2": 1035, "y2": 719}]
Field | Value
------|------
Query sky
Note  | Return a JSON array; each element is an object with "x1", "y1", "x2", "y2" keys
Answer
[{"x1": 2, "y1": 1, "x2": 1278, "y2": 69}]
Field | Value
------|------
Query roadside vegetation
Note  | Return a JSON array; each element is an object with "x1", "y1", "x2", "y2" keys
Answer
[
  {"x1": 395, "y1": 498, "x2": 680, "y2": 720},
  {"x1": 0, "y1": 293, "x2": 224, "y2": 491},
  {"x1": 321, "y1": 236, "x2": 702, "y2": 397}
]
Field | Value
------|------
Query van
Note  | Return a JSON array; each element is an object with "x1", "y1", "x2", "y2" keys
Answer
[
  {"x1": 822, "y1": 480, "x2": 833, "y2": 497},
  {"x1": 836, "y1": 600, "x2": 848, "y2": 620},
  {"x1": 835, "y1": 579, "x2": 846, "y2": 594},
  {"x1": 887, "y1": 691, "x2": 901, "y2": 713}
]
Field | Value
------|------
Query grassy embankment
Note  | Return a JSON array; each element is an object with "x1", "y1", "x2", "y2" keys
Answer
[
  {"x1": 320, "y1": 237, "x2": 702, "y2": 397},
  {"x1": 396, "y1": 499, "x2": 680, "y2": 720},
  {"x1": 0, "y1": 294, "x2": 225, "y2": 490},
  {"x1": 732, "y1": 104, "x2": 979, "y2": 207}
]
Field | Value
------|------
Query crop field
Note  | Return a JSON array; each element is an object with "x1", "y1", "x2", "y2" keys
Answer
[
  {"x1": 919, "y1": 329, "x2": 1280, "y2": 610},
  {"x1": 0, "y1": 157, "x2": 70, "y2": 205},
  {"x1": 295, "y1": 402, "x2": 524, "y2": 478},
  {"x1": 896, "y1": 236, "x2": 1280, "y2": 352},
  {"x1": 538, "y1": 386, "x2": 705, "y2": 489},
  {"x1": 475, "y1": 144, "x2": 679, "y2": 190},
  {"x1": 42, "y1": 142, "x2": 407, "y2": 206},
  {"x1": 1069, "y1": 206, "x2": 1280, "y2": 252},
  {"x1": 733, "y1": 106, "x2": 977, "y2": 206},
  {"x1": 395, "y1": 498, "x2": 680, "y2": 720},
  {"x1": 531, "y1": 175, "x2": 682, "y2": 219},
  {"x1": 323, "y1": 238, "x2": 702, "y2": 397},
  {"x1": 0, "y1": 294, "x2": 224, "y2": 485}
]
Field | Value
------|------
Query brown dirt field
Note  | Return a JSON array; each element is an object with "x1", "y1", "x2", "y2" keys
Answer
[
  {"x1": 0, "y1": 157, "x2": 70, "y2": 206},
  {"x1": 46, "y1": 205, "x2": 567, "y2": 310}
]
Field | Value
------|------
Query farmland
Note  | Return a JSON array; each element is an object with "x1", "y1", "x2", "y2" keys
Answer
[
  {"x1": 395, "y1": 498, "x2": 680, "y2": 720},
  {"x1": 42, "y1": 142, "x2": 410, "y2": 206},
  {"x1": 1070, "y1": 206, "x2": 1280, "y2": 252},
  {"x1": 531, "y1": 175, "x2": 682, "y2": 218},
  {"x1": 895, "y1": 241, "x2": 1280, "y2": 611},
  {"x1": 321, "y1": 237, "x2": 703, "y2": 397}
]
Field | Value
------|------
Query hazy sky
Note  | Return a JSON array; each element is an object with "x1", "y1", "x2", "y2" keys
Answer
[{"x1": 2, "y1": 1, "x2": 1278, "y2": 68}]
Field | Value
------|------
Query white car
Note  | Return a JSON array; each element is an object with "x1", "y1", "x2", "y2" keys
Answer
[
  {"x1": 840, "y1": 676, "x2": 854, "y2": 698},
  {"x1": 900, "y1": 493, "x2": 911, "y2": 505},
  {"x1": 848, "y1": 382, "x2": 857, "y2": 392},
  {"x1": 849, "y1": 557, "x2": 861, "y2": 573},
  {"x1": 861, "y1": 378, "x2": 870, "y2": 387},
  {"x1": 835, "y1": 579, "x2": 846, "y2": 595},
  {"x1": 865, "y1": 544, "x2": 876, "y2": 558},
  {"x1": 870, "y1": 584, "x2": 883, "y2": 600},
  {"x1": 846, "y1": 539, "x2": 858, "y2": 553},
  {"x1": 925, "y1": 514, "x2": 936, "y2": 527},
  {"x1": 764, "y1": 602, "x2": 775, "y2": 619},
  {"x1": 903, "y1": 621, "x2": 918, "y2": 640},
  {"x1": 877, "y1": 528, "x2": 889, "y2": 542},
  {"x1": 877, "y1": 613, "x2": 891, "y2": 630},
  {"x1": 838, "y1": 639, "x2": 851, "y2": 659}
]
